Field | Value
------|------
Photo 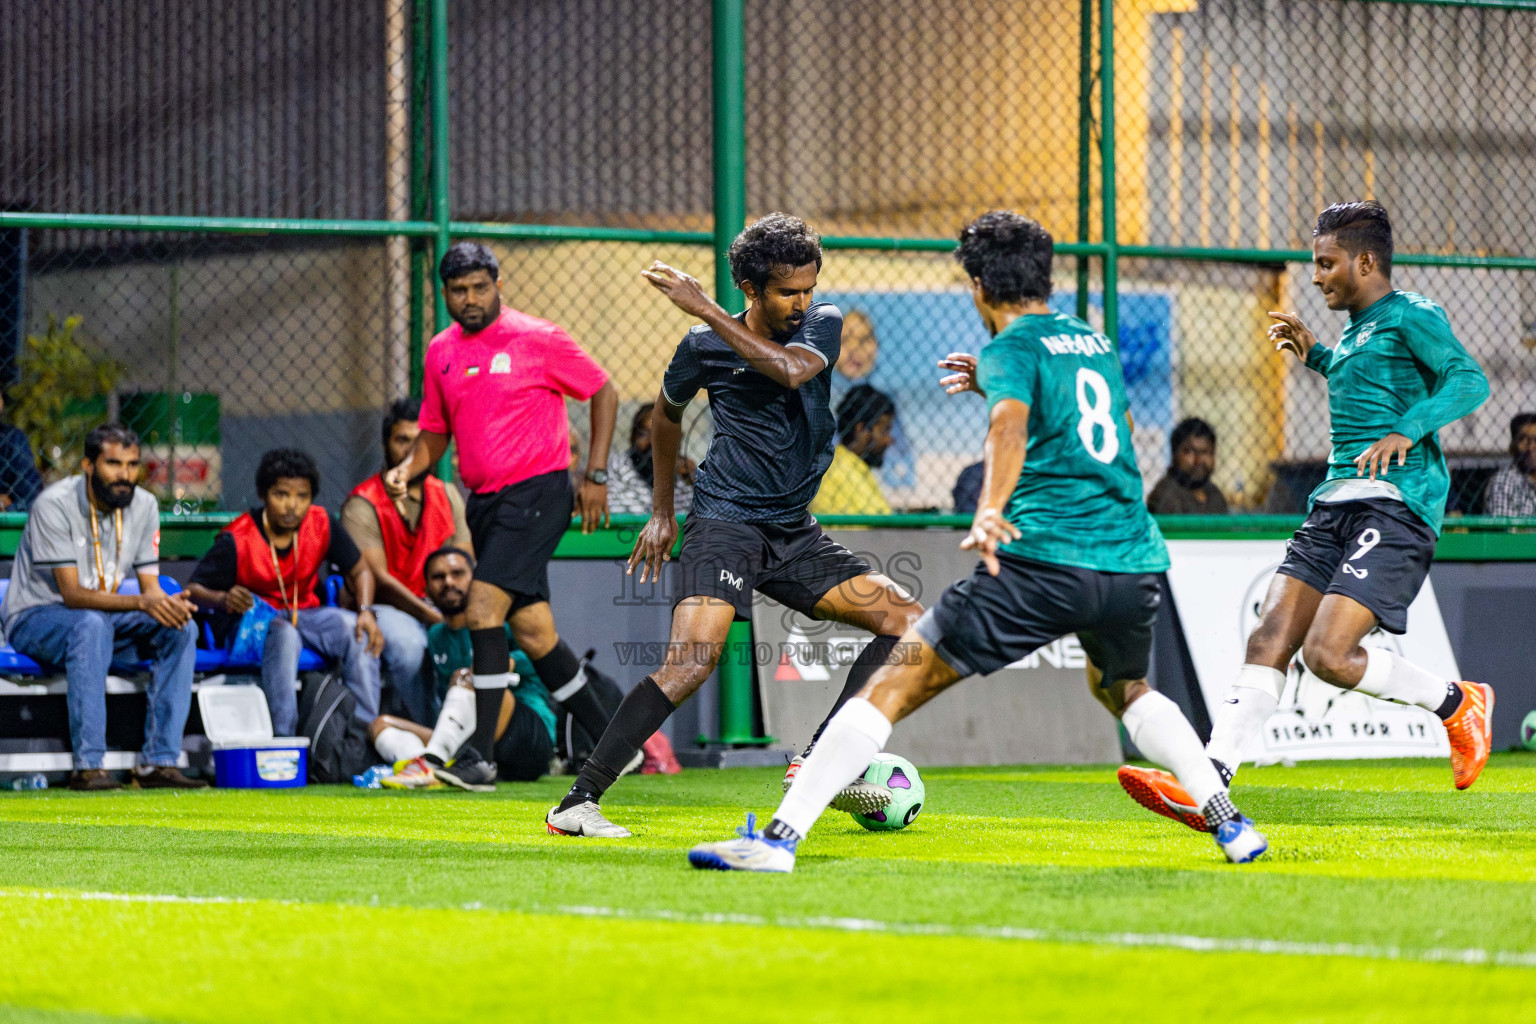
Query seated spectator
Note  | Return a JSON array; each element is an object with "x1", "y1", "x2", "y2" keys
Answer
[
  {"x1": 341, "y1": 398, "x2": 472, "y2": 724},
  {"x1": 1484, "y1": 412, "x2": 1536, "y2": 517},
  {"x1": 373, "y1": 546, "x2": 566, "y2": 787},
  {"x1": 607, "y1": 403, "x2": 695, "y2": 515},
  {"x1": 0, "y1": 391, "x2": 42, "y2": 511},
  {"x1": 952, "y1": 460, "x2": 984, "y2": 514},
  {"x1": 809, "y1": 384, "x2": 896, "y2": 515},
  {"x1": 0, "y1": 424, "x2": 204, "y2": 790},
  {"x1": 187, "y1": 448, "x2": 384, "y2": 735},
  {"x1": 1147, "y1": 417, "x2": 1229, "y2": 514}
]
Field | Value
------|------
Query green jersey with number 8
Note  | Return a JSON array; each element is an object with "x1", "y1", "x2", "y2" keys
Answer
[{"x1": 975, "y1": 312, "x2": 1169, "y2": 574}]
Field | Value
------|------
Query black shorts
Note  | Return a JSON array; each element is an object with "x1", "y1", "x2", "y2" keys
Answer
[
  {"x1": 464, "y1": 470, "x2": 572, "y2": 610},
  {"x1": 493, "y1": 699, "x2": 554, "y2": 782},
  {"x1": 1276, "y1": 498, "x2": 1436, "y2": 634},
  {"x1": 915, "y1": 553, "x2": 1161, "y2": 683},
  {"x1": 673, "y1": 515, "x2": 871, "y2": 620}
]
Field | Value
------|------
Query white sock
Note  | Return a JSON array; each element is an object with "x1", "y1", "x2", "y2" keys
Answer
[
  {"x1": 1353, "y1": 647, "x2": 1448, "y2": 710},
  {"x1": 426, "y1": 685, "x2": 476, "y2": 763},
  {"x1": 773, "y1": 698, "x2": 893, "y2": 839},
  {"x1": 1122, "y1": 690, "x2": 1226, "y2": 810},
  {"x1": 1205, "y1": 664, "x2": 1285, "y2": 777},
  {"x1": 373, "y1": 726, "x2": 426, "y2": 764}
]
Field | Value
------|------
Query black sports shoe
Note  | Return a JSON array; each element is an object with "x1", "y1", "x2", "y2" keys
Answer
[{"x1": 435, "y1": 746, "x2": 497, "y2": 792}]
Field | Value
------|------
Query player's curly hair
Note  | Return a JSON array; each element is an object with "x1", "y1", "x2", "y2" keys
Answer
[
  {"x1": 256, "y1": 447, "x2": 321, "y2": 499},
  {"x1": 954, "y1": 211, "x2": 1054, "y2": 305},
  {"x1": 728, "y1": 213, "x2": 823, "y2": 295},
  {"x1": 1314, "y1": 200, "x2": 1393, "y2": 277}
]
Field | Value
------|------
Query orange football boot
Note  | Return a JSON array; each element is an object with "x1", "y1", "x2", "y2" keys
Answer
[
  {"x1": 1443, "y1": 681, "x2": 1494, "y2": 791},
  {"x1": 1117, "y1": 765, "x2": 1209, "y2": 832}
]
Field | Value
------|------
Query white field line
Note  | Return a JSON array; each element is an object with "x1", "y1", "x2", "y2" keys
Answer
[{"x1": 4, "y1": 888, "x2": 1533, "y2": 969}]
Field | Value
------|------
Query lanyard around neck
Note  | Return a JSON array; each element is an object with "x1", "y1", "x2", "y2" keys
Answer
[
  {"x1": 262, "y1": 510, "x2": 301, "y2": 626},
  {"x1": 86, "y1": 487, "x2": 124, "y2": 594}
]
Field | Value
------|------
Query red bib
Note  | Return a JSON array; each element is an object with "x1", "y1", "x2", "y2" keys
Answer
[
  {"x1": 225, "y1": 506, "x2": 330, "y2": 613},
  {"x1": 351, "y1": 474, "x2": 457, "y2": 598}
]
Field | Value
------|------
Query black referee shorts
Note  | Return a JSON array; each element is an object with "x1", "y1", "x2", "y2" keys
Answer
[
  {"x1": 914, "y1": 552, "x2": 1161, "y2": 684},
  {"x1": 464, "y1": 469, "x2": 572, "y2": 610}
]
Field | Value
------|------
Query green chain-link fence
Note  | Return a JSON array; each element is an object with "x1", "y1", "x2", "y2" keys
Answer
[{"x1": 2, "y1": 0, "x2": 1533, "y2": 523}]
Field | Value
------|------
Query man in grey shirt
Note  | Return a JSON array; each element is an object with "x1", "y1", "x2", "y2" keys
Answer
[{"x1": 0, "y1": 424, "x2": 205, "y2": 790}]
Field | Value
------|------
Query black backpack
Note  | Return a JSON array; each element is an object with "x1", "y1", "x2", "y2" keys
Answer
[{"x1": 296, "y1": 673, "x2": 374, "y2": 784}]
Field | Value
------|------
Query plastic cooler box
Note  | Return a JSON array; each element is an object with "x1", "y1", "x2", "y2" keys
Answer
[{"x1": 197, "y1": 685, "x2": 309, "y2": 788}]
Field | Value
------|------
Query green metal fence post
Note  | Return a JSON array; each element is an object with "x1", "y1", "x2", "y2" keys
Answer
[
  {"x1": 407, "y1": 0, "x2": 430, "y2": 400},
  {"x1": 1076, "y1": 0, "x2": 1094, "y2": 322},
  {"x1": 711, "y1": 0, "x2": 763, "y2": 747},
  {"x1": 429, "y1": 0, "x2": 454, "y2": 482},
  {"x1": 429, "y1": 0, "x2": 451, "y2": 335},
  {"x1": 1099, "y1": 0, "x2": 1118, "y2": 343}
]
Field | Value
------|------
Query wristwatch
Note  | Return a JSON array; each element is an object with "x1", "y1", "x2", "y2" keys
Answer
[{"x1": 585, "y1": 469, "x2": 608, "y2": 485}]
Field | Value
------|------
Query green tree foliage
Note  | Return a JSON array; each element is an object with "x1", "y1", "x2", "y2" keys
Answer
[{"x1": 9, "y1": 314, "x2": 124, "y2": 480}]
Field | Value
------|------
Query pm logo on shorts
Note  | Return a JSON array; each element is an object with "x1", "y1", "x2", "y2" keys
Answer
[{"x1": 719, "y1": 569, "x2": 744, "y2": 591}]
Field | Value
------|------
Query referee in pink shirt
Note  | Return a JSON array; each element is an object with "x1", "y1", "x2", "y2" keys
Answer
[{"x1": 387, "y1": 242, "x2": 620, "y2": 785}]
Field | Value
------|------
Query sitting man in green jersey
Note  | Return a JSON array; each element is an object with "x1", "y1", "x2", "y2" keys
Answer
[{"x1": 372, "y1": 547, "x2": 562, "y2": 790}]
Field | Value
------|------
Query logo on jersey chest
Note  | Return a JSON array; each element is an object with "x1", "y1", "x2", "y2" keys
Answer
[{"x1": 490, "y1": 352, "x2": 512, "y2": 374}]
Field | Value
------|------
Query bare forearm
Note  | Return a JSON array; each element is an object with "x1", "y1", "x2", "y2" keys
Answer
[
  {"x1": 348, "y1": 564, "x2": 377, "y2": 608},
  {"x1": 185, "y1": 582, "x2": 226, "y2": 611},
  {"x1": 586, "y1": 381, "x2": 618, "y2": 478},
  {"x1": 979, "y1": 427, "x2": 1026, "y2": 513},
  {"x1": 650, "y1": 401, "x2": 685, "y2": 513},
  {"x1": 400, "y1": 430, "x2": 449, "y2": 477},
  {"x1": 59, "y1": 587, "x2": 143, "y2": 613},
  {"x1": 699, "y1": 307, "x2": 817, "y2": 389}
]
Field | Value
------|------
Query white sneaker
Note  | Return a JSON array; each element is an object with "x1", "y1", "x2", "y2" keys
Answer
[
  {"x1": 782, "y1": 755, "x2": 893, "y2": 817},
  {"x1": 688, "y1": 814, "x2": 796, "y2": 873},
  {"x1": 1214, "y1": 818, "x2": 1268, "y2": 864},
  {"x1": 545, "y1": 801, "x2": 632, "y2": 838}
]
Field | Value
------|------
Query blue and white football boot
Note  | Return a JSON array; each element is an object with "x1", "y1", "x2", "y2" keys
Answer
[
  {"x1": 688, "y1": 814, "x2": 797, "y2": 873},
  {"x1": 1214, "y1": 817, "x2": 1268, "y2": 863}
]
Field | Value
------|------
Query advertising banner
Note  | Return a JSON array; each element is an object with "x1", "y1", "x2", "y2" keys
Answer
[{"x1": 1164, "y1": 539, "x2": 1456, "y2": 763}]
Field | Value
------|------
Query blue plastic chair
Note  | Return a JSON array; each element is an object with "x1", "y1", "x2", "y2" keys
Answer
[{"x1": 0, "y1": 579, "x2": 46, "y2": 677}]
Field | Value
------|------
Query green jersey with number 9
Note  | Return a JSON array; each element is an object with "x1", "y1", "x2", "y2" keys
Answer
[{"x1": 974, "y1": 312, "x2": 1169, "y2": 574}]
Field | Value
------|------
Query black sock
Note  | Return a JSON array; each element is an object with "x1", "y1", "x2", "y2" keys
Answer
[
  {"x1": 557, "y1": 676, "x2": 674, "y2": 812},
  {"x1": 534, "y1": 641, "x2": 612, "y2": 740},
  {"x1": 804, "y1": 634, "x2": 901, "y2": 754},
  {"x1": 1433, "y1": 682, "x2": 1463, "y2": 721},
  {"x1": 764, "y1": 819, "x2": 802, "y2": 844},
  {"x1": 1202, "y1": 790, "x2": 1242, "y2": 830},
  {"x1": 469, "y1": 627, "x2": 510, "y2": 760},
  {"x1": 1211, "y1": 757, "x2": 1234, "y2": 788}
]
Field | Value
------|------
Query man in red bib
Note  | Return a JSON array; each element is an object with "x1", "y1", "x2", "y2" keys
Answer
[
  {"x1": 386, "y1": 242, "x2": 621, "y2": 787},
  {"x1": 189, "y1": 449, "x2": 384, "y2": 735},
  {"x1": 342, "y1": 398, "x2": 471, "y2": 724}
]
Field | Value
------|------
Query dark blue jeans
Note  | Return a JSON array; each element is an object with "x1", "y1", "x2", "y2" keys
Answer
[{"x1": 8, "y1": 604, "x2": 196, "y2": 770}]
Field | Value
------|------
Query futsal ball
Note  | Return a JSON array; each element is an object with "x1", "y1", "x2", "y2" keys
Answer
[
  {"x1": 852, "y1": 753, "x2": 925, "y2": 831},
  {"x1": 1521, "y1": 710, "x2": 1536, "y2": 751}
]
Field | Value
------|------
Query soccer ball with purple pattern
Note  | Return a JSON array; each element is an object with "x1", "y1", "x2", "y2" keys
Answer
[{"x1": 851, "y1": 753, "x2": 925, "y2": 831}]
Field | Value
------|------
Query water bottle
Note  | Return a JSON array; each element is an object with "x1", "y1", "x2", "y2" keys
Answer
[
  {"x1": 10, "y1": 773, "x2": 48, "y2": 791},
  {"x1": 351, "y1": 764, "x2": 394, "y2": 789}
]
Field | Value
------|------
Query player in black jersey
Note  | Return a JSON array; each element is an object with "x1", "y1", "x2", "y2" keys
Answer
[{"x1": 546, "y1": 214, "x2": 924, "y2": 838}]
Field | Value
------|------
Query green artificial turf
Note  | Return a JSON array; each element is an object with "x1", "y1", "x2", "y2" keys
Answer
[{"x1": 1, "y1": 755, "x2": 1533, "y2": 1023}]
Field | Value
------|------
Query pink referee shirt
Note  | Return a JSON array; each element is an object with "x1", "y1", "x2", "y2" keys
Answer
[{"x1": 420, "y1": 306, "x2": 609, "y2": 494}]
